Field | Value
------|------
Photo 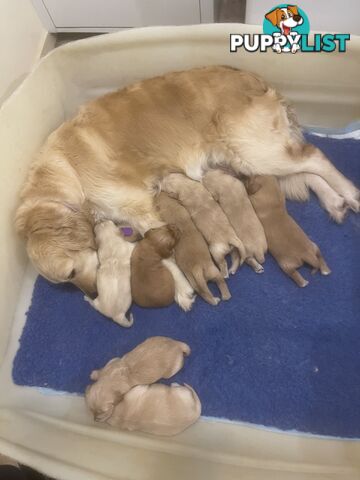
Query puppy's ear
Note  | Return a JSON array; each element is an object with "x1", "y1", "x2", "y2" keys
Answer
[
  {"x1": 244, "y1": 177, "x2": 262, "y2": 196},
  {"x1": 265, "y1": 8, "x2": 279, "y2": 26},
  {"x1": 287, "y1": 5, "x2": 299, "y2": 16},
  {"x1": 90, "y1": 369, "x2": 100, "y2": 381},
  {"x1": 148, "y1": 226, "x2": 177, "y2": 258}
]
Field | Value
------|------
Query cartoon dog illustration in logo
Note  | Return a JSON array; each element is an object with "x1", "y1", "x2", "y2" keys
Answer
[{"x1": 265, "y1": 5, "x2": 304, "y2": 53}]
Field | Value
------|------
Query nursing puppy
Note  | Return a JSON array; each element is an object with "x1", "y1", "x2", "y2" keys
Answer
[
  {"x1": 107, "y1": 383, "x2": 201, "y2": 436},
  {"x1": 162, "y1": 174, "x2": 246, "y2": 277},
  {"x1": 131, "y1": 225, "x2": 194, "y2": 310},
  {"x1": 202, "y1": 169, "x2": 267, "y2": 274},
  {"x1": 156, "y1": 192, "x2": 230, "y2": 305},
  {"x1": 246, "y1": 176, "x2": 330, "y2": 287},
  {"x1": 85, "y1": 220, "x2": 134, "y2": 327},
  {"x1": 86, "y1": 336, "x2": 190, "y2": 421}
]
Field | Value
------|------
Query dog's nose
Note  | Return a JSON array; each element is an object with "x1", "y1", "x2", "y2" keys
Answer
[{"x1": 293, "y1": 14, "x2": 301, "y2": 22}]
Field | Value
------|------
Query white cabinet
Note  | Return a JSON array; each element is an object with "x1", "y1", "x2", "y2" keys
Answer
[{"x1": 32, "y1": 0, "x2": 214, "y2": 32}]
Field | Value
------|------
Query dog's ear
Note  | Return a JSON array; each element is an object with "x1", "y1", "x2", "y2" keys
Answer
[
  {"x1": 244, "y1": 177, "x2": 262, "y2": 196},
  {"x1": 265, "y1": 8, "x2": 279, "y2": 26},
  {"x1": 147, "y1": 226, "x2": 177, "y2": 258},
  {"x1": 287, "y1": 5, "x2": 299, "y2": 16}
]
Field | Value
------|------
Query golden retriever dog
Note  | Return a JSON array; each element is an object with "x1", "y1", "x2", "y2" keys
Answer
[
  {"x1": 162, "y1": 173, "x2": 246, "y2": 277},
  {"x1": 130, "y1": 225, "x2": 195, "y2": 310},
  {"x1": 246, "y1": 176, "x2": 331, "y2": 287},
  {"x1": 15, "y1": 66, "x2": 359, "y2": 291},
  {"x1": 85, "y1": 220, "x2": 134, "y2": 327},
  {"x1": 202, "y1": 169, "x2": 267, "y2": 274},
  {"x1": 156, "y1": 192, "x2": 230, "y2": 305},
  {"x1": 107, "y1": 383, "x2": 201, "y2": 436},
  {"x1": 86, "y1": 336, "x2": 190, "y2": 421}
]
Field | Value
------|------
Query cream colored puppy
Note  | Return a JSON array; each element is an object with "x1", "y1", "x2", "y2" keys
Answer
[
  {"x1": 86, "y1": 337, "x2": 190, "y2": 421},
  {"x1": 107, "y1": 383, "x2": 201, "y2": 436},
  {"x1": 85, "y1": 220, "x2": 134, "y2": 327},
  {"x1": 202, "y1": 169, "x2": 267, "y2": 273},
  {"x1": 162, "y1": 173, "x2": 246, "y2": 277}
]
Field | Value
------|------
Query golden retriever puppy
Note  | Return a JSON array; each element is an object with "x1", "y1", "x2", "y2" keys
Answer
[
  {"x1": 202, "y1": 169, "x2": 267, "y2": 274},
  {"x1": 162, "y1": 173, "x2": 246, "y2": 277},
  {"x1": 16, "y1": 66, "x2": 359, "y2": 292},
  {"x1": 131, "y1": 225, "x2": 195, "y2": 310},
  {"x1": 86, "y1": 336, "x2": 190, "y2": 421},
  {"x1": 246, "y1": 176, "x2": 331, "y2": 287},
  {"x1": 156, "y1": 192, "x2": 230, "y2": 305},
  {"x1": 85, "y1": 220, "x2": 134, "y2": 327},
  {"x1": 107, "y1": 383, "x2": 201, "y2": 436}
]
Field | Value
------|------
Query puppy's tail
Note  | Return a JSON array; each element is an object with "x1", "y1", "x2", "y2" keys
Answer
[
  {"x1": 193, "y1": 266, "x2": 221, "y2": 305},
  {"x1": 230, "y1": 237, "x2": 247, "y2": 266}
]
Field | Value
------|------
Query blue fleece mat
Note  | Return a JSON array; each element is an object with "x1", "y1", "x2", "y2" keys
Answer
[{"x1": 13, "y1": 134, "x2": 360, "y2": 438}]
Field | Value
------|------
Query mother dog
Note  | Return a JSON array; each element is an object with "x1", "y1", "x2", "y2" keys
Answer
[{"x1": 15, "y1": 66, "x2": 359, "y2": 296}]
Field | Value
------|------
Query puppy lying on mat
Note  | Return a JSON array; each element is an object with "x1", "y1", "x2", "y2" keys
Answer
[
  {"x1": 131, "y1": 225, "x2": 195, "y2": 310},
  {"x1": 85, "y1": 220, "x2": 134, "y2": 327},
  {"x1": 15, "y1": 66, "x2": 359, "y2": 298},
  {"x1": 86, "y1": 336, "x2": 190, "y2": 421},
  {"x1": 162, "y1": 173, "x2": 246, "y2": 277},
  {"x1": 246, "y1": 176, "x2": 331, "y2": 287},
  {"x1": 202, "y1": 169, "x2": 267, "y2": 274},
  {"x1": 107, "y1": 383, "x2": 201, "y2": 436},
  {"x1": 156, "y1": 192, "x2": 231, "y2": 305},
  {"x1": 86, "y1": 336, "x2": 200, "y2": 435}
]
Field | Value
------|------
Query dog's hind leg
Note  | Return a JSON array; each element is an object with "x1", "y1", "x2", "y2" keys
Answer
[
  {"x1": 162, "y1": 258, "x2": 195, "y2": 311},
  {"x1": 280, "y1": 145, "x2": 359, "y2": 212},
  {"x1": 209, "y1": 244, "x2": 229, "y2": 278},
  {"x1": 281, "y1": 265, "x2": 309, "y2": 288},
  {"x1": 246, "y1": 257, "x2": 264, "y2": 273},
  {"x1": 210, "y1": 268, "x2": 231, "y2": 300},
  {"x1": 192, "y1": 267, "x2": 220, "y2": 305},
  {"x1": 229, "y1": 249, "x2": 240, "y2": 275},
  {"x1": 279, "y1": 173, "x2": 349, "y2": 223}
]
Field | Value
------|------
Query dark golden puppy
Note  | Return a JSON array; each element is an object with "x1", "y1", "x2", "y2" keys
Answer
[
  {"x1": 156, "y1": 192, "x2": 230, "y2": 305},
  {"x1": 131, "y1": 225, "x2": 195, "y2": 310},
  {"x1": 246, "y1": 176, "x2": 330, "y2": 287}
]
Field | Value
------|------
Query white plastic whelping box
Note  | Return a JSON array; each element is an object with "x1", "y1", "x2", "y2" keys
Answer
[{"x1": 0, "y1": 24, "x2": 359, "y2": 480}]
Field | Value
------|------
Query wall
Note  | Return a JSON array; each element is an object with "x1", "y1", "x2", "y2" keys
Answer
[
  {"x1": 245, "y1": 0, "x2": 360, "y2": 34},
  {"x1": 0, "y1": 0, "x2": 47, "y2": 104}
]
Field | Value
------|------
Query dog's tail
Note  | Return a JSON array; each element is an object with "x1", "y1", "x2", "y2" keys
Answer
[
  {"x1": 230, "y1": 237, "x2": 246, "y2": 265},
  {"x1": 192, "y1": 265, "x2": 221, "y2": 305}
]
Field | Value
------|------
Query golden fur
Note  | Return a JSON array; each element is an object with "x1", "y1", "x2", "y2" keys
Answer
[
  {"x1": 107, "y1": 383, "x2": 201, "y2": 436},
  {"x1": 156, "y1": 192, "x2": 230, "y2": 305},
  {"x1": 202, "y1": 169, "x2": 267, "y2": 273},
  {"x1": 161, "y1": 173, "x2": 246, "y2": 277},
  {"x1": 246, "y1": 176, "x2": 331, "y2": 287},
  {"x1": 85, "y1": 221, "x2": 134, "y2": 327},
  {"x1": 15, "y1": 66, "x2": 359, "y2": 289},
  {"x1": 85, "y1": 336, "x2": 190, "y2": 421}
]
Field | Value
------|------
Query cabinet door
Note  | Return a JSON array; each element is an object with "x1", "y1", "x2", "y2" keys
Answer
[{"x1": 43, "y1": 0, "x2": 201, "y2": 28}]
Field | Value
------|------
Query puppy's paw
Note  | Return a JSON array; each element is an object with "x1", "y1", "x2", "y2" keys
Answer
[
  {"x1": 210, "y1": 296, "x2": 221, "y2": 306},
  {"x1": 344, "y1": 189, "x2": 360, "y2": 213},
  {"x1": 176, "y1": 291, "x2": 196, "y2": 312},
  {"x1": 328, "y1": 197, "x2": 349, "y2": 223}
]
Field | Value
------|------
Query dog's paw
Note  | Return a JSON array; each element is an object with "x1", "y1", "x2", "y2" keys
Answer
[
  {"x1": 254, "y1": 264, "x2": 264, "y2": 274},
  {"x1": 344, "y1": 189, "x2": 360, "y2": 213},
  {"x1": 328, "y1": 198, "x2": 349, "y2": 223},
  {"x1": 176, "y1": 291, "x2": 196, "y2": 312}
]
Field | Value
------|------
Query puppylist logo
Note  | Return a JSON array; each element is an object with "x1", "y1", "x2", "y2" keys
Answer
[{"x1": 230, "y1": 4, "x2": 350, "y2": 54}]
